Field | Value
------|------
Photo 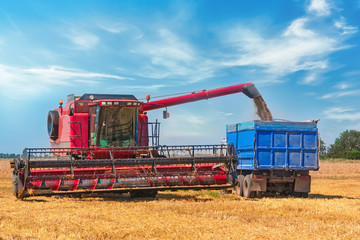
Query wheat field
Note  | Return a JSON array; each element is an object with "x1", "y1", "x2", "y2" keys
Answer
[{"x1": 0, "y1": 159, "x2": 359, "y2": 240}]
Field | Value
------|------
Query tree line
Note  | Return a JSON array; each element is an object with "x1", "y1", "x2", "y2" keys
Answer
[
  {"x1": 320, "y1": 130, "x2": 360, "y2": 160},
  {"x1": 0, "y1": 153, "x2": 21, "y2": 158}
]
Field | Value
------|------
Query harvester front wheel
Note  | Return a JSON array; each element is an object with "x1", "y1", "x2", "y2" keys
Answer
[
  {"x1": 47, "y1": 110, "x2": 60, "y2": 140},
  {"x1": 12, "y1": 173, "x2": 18, "y2": 197}
]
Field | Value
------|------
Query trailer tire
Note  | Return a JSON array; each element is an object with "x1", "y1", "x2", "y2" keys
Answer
[
  {"x1": 235, "y1": 175, "x2": 244, "y2": 196},
  {"x1": 235, "y1": 182, "x2": 241, "y2": 196},
  {"x1": 47, "y1": 111, "x2": 60, "y2": 140},
  {"x1": 301, "y1": 192, "x2": 308, "y2": 198},
  {"x1": 292, "y1": 192, "x2": 301, "y2": 197},
  {"x1": 243, "y1": 175, "x2": 256, "y2": 198},
  {"x1": 292, "y1": 192, "x2": 309, "y2": 198}
]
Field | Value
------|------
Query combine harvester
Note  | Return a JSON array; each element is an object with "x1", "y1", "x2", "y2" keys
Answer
[{"x1": 10, "y1": 82, "x2": 319, "y2": 199}]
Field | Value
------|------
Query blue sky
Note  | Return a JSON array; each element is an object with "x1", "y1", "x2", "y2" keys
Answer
[{"x1": 0, "y1": 0, "x2": 359, "y2": 153}]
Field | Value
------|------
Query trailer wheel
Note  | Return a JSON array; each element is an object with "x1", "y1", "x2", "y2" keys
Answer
[
  {"x1": 299, "y1": 193, "x2": 309, "y2": 198},
  {"x1": 292, "y1": 192, "x2": 301, "y2": 197},
  {"x1": 235, "y1": 175, "x2": 245, "y2": 196},
  {"x1": 300, "y1": 192, "x2": 308, "y2": 198},
  {"x1": 243, "y1": 175, "x2": 256, "y2": 198},
  {"x1": 292, "y1": 192, "x2": 309, "y2": 198}
]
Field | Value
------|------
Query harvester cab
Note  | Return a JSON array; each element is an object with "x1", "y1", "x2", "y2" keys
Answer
[
  {"x1": 12, "y1": 82, "x2": 273, "y2": 199},
  {"x1": 89, "y1": 99, "x2": 139, "y2": 148},
  {"x1": 48, "y1": 94, "x2": 145, "y2": 149}
]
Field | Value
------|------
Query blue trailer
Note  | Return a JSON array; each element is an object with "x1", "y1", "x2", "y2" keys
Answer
[{"x1": 226, "y1": 120, "x2": 319, "y2": 198}]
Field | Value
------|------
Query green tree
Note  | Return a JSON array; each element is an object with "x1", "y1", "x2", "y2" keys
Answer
[
  {"x1": 327, "y1": 130, "x2": 360, "y2": 159},
  {"x1": 319, "y1": 138, "x2": 327, "y2": 159}
]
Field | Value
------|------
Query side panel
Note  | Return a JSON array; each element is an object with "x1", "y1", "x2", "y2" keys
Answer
[
  {"x1": 52, "y1": 113, "x2": 71, "y2": 148},
  {"x1": 227, "y1": 127, "x2": 255, "y2": 170},
  {"x1": 257, "y1": 130, "x2": 272, "y2": 168},
  {"x1": 137, "y1": 114, "x2": 149, "y2": 146},
  {"x1": 256, "y1": 129, "x2": 318, "y2": 170},
  {"x1": 69, "y1": 114, "x2": 89, "y2": 148}
]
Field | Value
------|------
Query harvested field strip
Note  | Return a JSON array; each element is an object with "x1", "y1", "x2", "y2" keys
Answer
[{"x1": 0, "y1": 160, "x2": 359, "y2": 239}]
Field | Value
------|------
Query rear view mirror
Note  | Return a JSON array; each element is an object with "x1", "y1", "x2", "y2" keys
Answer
[
  {"x1": 68, "y1": 108, "x2": 74, "y2": 116},
  {"x1": 163, "y1": 110, "x2": 170, "y2": 119}
]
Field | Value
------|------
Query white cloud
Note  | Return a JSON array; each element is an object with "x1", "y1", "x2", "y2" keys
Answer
[
  {"x1": 65, "y1": 29, "x2": 99, "y2": 50},
  {"x1": 222, "y1": 18, "x2": 337, "y2": 81},
  {"x1": 99, "y1": 22, "x2": 129, "y2": 34},
  {"x1": 303, "y1": 72, "x2": 318, "y2": 84},
  {"x1": 334, "y1": 17, "x2": 358, "y2": 35},
  {"x1": 24, "y1": 66, "x2": 126, "y2": 80},
  {"x1": 323, "y1": 107, "x2": 360, "y2": 121},
  {"x1": 335, "y1": 82, "x2": 351, "y2": 90},
  {"x1": 128, "y1": 29, "x2": 216, "y2": 83},
  {"x1": 109, "y1": 0, "x2": 355, "y2": 87},
  {"x1": 320, "y1": 90, "x2": 360, "y2": 99},
  {"x1": 219, "y1": 0, "x2": 358, "y2": 85},
  {"x1": 0, "y1": 65, "x2": 127, "y2": 99},
  {"x1": 284, "y1": 18, "x2": 315, "y2": 38},
  {"x1": 98, "y1": 22, "x2": 143, "y2": 39},
  {"x1": 308, "y1": 0, "x2": 331, "y2": 16},
  {"x1": 140, "y1": 29, "x2": 195, "y2": 62}
]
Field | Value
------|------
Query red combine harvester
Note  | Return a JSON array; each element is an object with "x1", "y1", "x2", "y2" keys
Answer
[{"x1": 11, "y1": 82, "x2": 272, "y2": 199}]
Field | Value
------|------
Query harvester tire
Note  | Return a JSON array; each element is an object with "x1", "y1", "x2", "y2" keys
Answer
[
  {"x1": 145, "y1": 190, "x2": 158, "y2": 198},
  {"x1": 130, "y1": 191, "x2": 141, "y2": 198},
  {"x1": 130, "y1": 190, "x2": 158, "y2": 198},
  {"x1": 12, "y1": 173, "x2": 18, "y2": 197},
  {"x1": 47, "y1": 110, "x2": 60, "y2": 140},
  {"x1": 243, "y1": 175, "x2": 256, "y2": 198}
]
